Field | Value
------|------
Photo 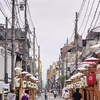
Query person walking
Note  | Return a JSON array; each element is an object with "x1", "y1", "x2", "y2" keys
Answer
[
  {"x1": 6, "y1": 89, "x2": 16, "y2": 100},
  {"x1": 72, "y1": 88, "x2": 82, "y2": 100},
  {"x1": 53, "y1": 90, "x2": 57, "y2": 99},
  {"x1": 44, "y1": 92, "x2": 48, "y2": 100},
  {"x1": 62, "y1": 89, "x2": 70, "y2": 100},
  {"x1": 21, "y1": 90, "x2": 29, "y2": 100}
]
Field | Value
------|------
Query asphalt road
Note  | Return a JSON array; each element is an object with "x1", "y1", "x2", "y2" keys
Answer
[{"x1": 35, "y1": 92, "x2": 64, "y2": 100}]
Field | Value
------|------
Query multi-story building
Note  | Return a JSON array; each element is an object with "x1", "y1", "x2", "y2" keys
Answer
[{"x1": 0, "y1": 26, "x2": 36, "y2": 99}]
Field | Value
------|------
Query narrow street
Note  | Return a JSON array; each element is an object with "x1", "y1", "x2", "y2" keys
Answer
[
  {"x1": 35, "y1": 92, "x2": 63, "y2": 100},
  {"x1": 1, "y1": 1, "x2": 100, "y2": 100}
]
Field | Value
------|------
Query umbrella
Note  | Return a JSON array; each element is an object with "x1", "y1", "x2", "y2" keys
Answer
[
  {"x1": 78, "y1": 67, "x2": 87, "y2": 71},
  {"x1": 21, "y1": 71, "x2": 28, "y2": 74},
  {"x1": 83, "y1": 61, "x2": 96, "y2": 64},
  {"x1": 14, "y1": 67, "x2": 22, "y2": 71},
  {"x1": 85, "y1": 57, "x2": 99, "y2": 61},
  {"x1": 83, "y1": 57, "x2": 99, "y2": 65},
  {"x1": 90, "y1": 44, "x2": 100, "y2": 49},
  {"x1": 25, "y1": 73, "x2": 33, "y2": 77}
]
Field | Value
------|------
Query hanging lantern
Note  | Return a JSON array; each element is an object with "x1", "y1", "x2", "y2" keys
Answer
[
  {"x1": 80, "y1": 78, "x2": 84, "y2": 87},
  {"x1": 22, "y1": 80, "x2": 26, "y2": 88},
  {"x1": 73, "y1": 83, "x2": 76, "y2": 88},
  {"x1": 31, "y1": 83, "x2": 34, "y2": 88},
  {"x1": 27, "y1": 81, "x2": 31, "y2": 88},
  {"x1": 76, "y1": 81, "x2": 82, "y2": 88},
  {"x1": 14, "y1": 78, "x2": 20, "y2": 88},
  {"x1": 83, "y1": 76, "x2": 88, "y2": 87},
  {"x1": 67, "y1": 85, "x2": 71, "y2": 89},
  {"x1": 87, "y1": 73, "x2": 96, "y2": 86},
  {"x1": 70, "y1": 84, "x2": 74, "y2": 89}
]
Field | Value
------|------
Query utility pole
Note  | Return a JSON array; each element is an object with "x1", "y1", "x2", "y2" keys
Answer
[
  {"x1": 58, "y1": 55, "x2": 61, "y2": 95},
  {"x1": 38, "y1": 45, "x2": 40, "y2": 80},
  {"x1": 53, "y1": 62, "x2": 56, "y2": 89},
  {"x1": 58, "y1": 55, "x2": 60, "y2": 80},
  {"x1": 11, "y1": 0, "x2": 15, "y2": 89},
  {"x1": 40, "y1": 65, "x2": 42, "y2": 91},
  {"x1": 4, "y1": 17, "x2": 8, "y2": 84},
  {"x1": 61, "y1": 60, "x2": 64, "y2": 76},
  {"x1": 75, "y1": 12, "x2": 78, "y2": 74},
  {"x1": 66, "y1": 38, "x2": 68, "y2": 79},
  {"x1": 25, "y1": 0, "x2": 28, "y2": 71},
  {"x1": 38, "y1": 45, "x2": 40, "y2": 94},
  {"x1": 33, "y1": 28, "x2": 35, "y2": 76}
]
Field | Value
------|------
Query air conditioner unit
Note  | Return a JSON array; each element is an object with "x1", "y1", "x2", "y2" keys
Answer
[{"x1": 22, "y1": 80, "x2": 26, "y2": 88}]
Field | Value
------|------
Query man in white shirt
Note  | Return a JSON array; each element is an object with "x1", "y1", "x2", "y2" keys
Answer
[{"x1": 62, "y1": 90, "x2": 69, "y2": 100}]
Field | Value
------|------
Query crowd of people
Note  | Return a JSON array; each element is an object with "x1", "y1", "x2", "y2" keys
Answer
[
  {"x1": 6, "y1": 89, "x2": 29, "y2": 100},
  {"x1": 62, "y1": 88, "x2": 83, "y2": 100},
  {"x1": 6, "y1": 88, "x2": 83, "y2": 100},
  {"x1": 43, "y1": 88, "x2": 82, "y2": 100}
]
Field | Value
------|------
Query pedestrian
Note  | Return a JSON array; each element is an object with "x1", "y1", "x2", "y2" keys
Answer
[
  {"x1": 53, "y1": 90, "x2": 57, "y2": 98},
  {"x1": 72, "y1": 88, "x2": 82, "y2": 100},
  {"x1": 62, "y1": 89, "x2": 70, "y2": 100},
  {"x1": 21, "y1": 90, "x2": 29, "y2": 100},
  {"x1": 44, "y1": 92, "x2": 48, "y2": 100},
  {"x1": 6, "y1": 89, "x2": 16, "y2": 100}
]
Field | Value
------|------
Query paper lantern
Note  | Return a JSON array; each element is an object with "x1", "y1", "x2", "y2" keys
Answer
[
  {"x1": 87, "y1": 73, "x2": 96, "y2": 86},
  {"x1": 22, "y1": 80, "x2": 26, "y2": 88}
]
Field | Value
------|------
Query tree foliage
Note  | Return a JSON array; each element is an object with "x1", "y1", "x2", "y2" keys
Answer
[{"x1": 60, "y1": 75, "x2": 66, "y2": 88}]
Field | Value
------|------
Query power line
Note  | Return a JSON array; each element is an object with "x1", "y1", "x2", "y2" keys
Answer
[
  {"x1": 82, "y1": 0, "x2": 96, "y2": 35},
  {"x1": 69, "y1": 0, "x2": 87, "y2": 43},
  {"x1": 27, "y1": 3, "x2": 35, "y2": 28},
  {"x1": 78, "y1": 0, "x2": 91, "y2": 33},
  {"x1": 4, "y1": 0, "x2": 12, "y2": 13},
  {"x1": 0, "y1": 1, "x2": 8, "y2": 18},
  {"x1": 89, "y1": 0, "x2": 100, "y2": 31},
  {"x1": 93, "y1": 11, "x2": 100, "y2": 27},
  {"x1": 78, "y1": 0, "x2": 86, "y2": 17},
  {"x1": 27, "y1": 2, "x2": 39, "y2": 47},
  {"x1": 0, "y1": 1, "x2": 12, "y2": 26},
  {"x1": 15, "y1": 0, "x2": 24, "y2": 24}
]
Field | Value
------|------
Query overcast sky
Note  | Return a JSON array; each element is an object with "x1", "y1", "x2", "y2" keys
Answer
[
  {"x1": 28, "y1": 0, "x2": 83, "y2": 84},
  {"x1": 1, "y1": 0, "x2": 98, "y2": 84}
]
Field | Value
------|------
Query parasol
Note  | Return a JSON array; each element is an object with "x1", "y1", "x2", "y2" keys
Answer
[
  {"x1": 83, "y1": 57, "x2": 99, "y2": 65},
  {"x1": 90, "y1": 44, "x2": 100, "y2": 49}
]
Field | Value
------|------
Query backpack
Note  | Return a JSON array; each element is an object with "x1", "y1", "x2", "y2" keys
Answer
[{"x1": 22, "y1": 94, "x2": 28, "y2": 100}]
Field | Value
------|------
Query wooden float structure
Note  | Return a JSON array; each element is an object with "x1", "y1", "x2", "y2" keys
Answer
[{"x1": 14, "y1": 68, "x2": 38, "y2": 100}]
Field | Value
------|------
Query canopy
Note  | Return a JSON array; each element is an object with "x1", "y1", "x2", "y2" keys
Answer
[{"x1": 83, "y1": 57, "x2": 99, "y2": 65}]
